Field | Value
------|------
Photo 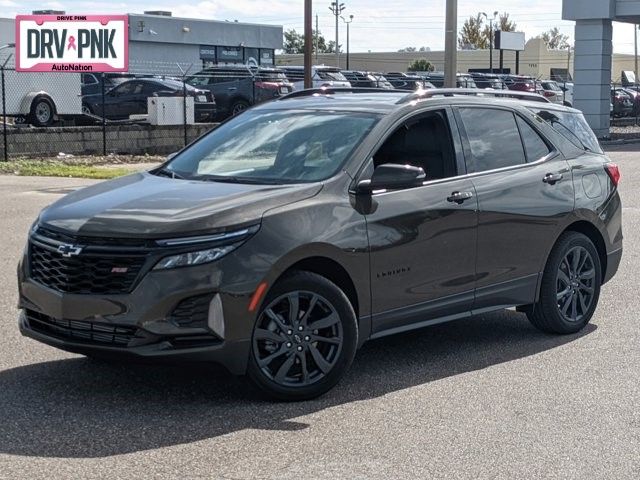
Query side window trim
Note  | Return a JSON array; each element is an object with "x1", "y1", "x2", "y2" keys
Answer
[
  {"x1": 514, "y1": 112, "x2": 557, "y2": 163},
  {"x1": 351, "y1": 106, "x2": 464, "y2": 192},
  {"x1": 453, "y1": 105, "x2": 560, "y2": 179}
]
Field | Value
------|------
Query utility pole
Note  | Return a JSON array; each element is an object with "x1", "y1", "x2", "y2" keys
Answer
[
  {"x1": 444, "y1": 0, "x2": 457, "y2": 88},
  {"x1": 304, "y1": 0, "x2": 313, "y2": 88},
  {"x1": 329, "y1": 2, "x2": 345, "y2": 67},
  {"x1": 315, "y1": 14, "x2": 319, "y2": 61},
  {"x1": 635, "y1": 24, "x2": 638, "y2": 84},
  {"x1": 341, "y1": 15, "x2": 354, "y2": 70}
]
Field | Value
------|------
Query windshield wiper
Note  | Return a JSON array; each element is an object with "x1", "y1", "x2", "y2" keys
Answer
[
  {"x1": 199, "y1": 175, "x2": 283, "y2": 185},
  {"x1": 156, "y1": 167, "x2": 187, "y2": 180}
]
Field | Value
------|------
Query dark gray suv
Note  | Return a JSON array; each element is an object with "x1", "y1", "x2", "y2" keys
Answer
[{"x1": 17, "y1": 89, "x2": 623, "y2": 400}]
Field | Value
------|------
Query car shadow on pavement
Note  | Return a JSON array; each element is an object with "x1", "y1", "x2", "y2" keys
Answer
[{"x1": 0, "y1": 309, "x2": 596, "y2": 458}]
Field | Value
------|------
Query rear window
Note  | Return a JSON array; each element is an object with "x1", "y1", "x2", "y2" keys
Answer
[
  {"x1": 317, "y1": 70, "x2": 348, "y2": 81},
  {"x1": 529, "y1": 108, "x2": 603, "y2": 154}
]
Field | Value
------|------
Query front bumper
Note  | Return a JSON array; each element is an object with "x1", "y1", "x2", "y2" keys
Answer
[
  {"x1": 19, "y1": 310, "x2": 250, "y2": 373},
  {"x1": 194, "y1": 103, "x2": 217, "y2": 122},
  {"x1": 17, "y1": 239, "x2": 261, "y2": 375}
]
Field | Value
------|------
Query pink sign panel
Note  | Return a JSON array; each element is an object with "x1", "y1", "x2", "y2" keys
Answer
[{"x1": 16, "y1": 15, "x2": 129, "y2": 72}]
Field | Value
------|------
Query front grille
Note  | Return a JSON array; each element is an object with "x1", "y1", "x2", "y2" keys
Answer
[
  {"x1": 35, "y1": 226, "x2": 154, "y2": 248},
  {"x1": 29, "y1": 242, "x2": 146, "y2": 294},
  {"x1": 26, "y1": 310, "x2": 138, "y2": 346},
  {"x1": 169, "y1": 294, "x2": 214, "y2": 329}
]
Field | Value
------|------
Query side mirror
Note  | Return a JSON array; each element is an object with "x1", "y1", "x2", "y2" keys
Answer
[{"x1": 357, "y1": 163, "x2": 426, "y2": 194}]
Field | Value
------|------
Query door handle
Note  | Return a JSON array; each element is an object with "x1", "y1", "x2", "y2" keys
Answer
[
  {"x1": 543, "y1": 173, "x2": 564, "y2": 185},
  {"x1": 447, "y1": 191, "x2": 474, "y2": 204}
]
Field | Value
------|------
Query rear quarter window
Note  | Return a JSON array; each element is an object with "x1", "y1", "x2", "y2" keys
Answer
[{"x1": 529, "y1": 108, "x2": 603, "y2": 154}]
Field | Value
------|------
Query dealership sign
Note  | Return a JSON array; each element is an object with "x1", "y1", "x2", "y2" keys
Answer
[{"x1": 16, "y1": 15, "x2": 128, "y2": 72}]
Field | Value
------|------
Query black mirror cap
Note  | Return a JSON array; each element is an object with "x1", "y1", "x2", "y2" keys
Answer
[{"x1": 357, "y1": 163, "x2": 426, "y2": 194}]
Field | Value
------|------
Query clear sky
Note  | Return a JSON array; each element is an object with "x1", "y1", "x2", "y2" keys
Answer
[{"x1": 1, "y1": 0, "x2": 638, "y2": 54}]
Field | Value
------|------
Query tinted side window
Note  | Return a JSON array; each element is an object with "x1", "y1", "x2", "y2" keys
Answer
[
  {"x1": 516, "y1": 117, "x2": 552, "y2": 162},
  {"x1": 459, "y1": 108, "x2": 526, "y2": 173}
]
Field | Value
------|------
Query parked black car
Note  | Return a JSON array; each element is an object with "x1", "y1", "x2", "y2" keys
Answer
[
  {"x1": 469, "y1": 73, "x2": 507, "y2": 90},
  {"x1": 186, "y1": 66, "x2": 293, "y2": 120},
  {"x1": 342, "y1": 71, "x2": 394, "y2": 89},
  {"x1": 384, "y1": 72, "x2": 433, "y2": 90},
  {"x1": 413, "y1": 72, "x2": 477, "y2": 88},
  {"x1": 18, "y1": 89, "x2": 622, "y2": 401},
  {"x1": 611, "y1": 88, "x2": 634, "y2": 117},
  {"x1": 80, "y1": 73, "x2": 135, "y2": 96},
  {"x1": 82, "y1": 78, "x2": 216, "y2": 122}
]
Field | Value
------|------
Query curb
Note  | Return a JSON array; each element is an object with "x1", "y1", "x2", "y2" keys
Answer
[{"x1": 601, "y1": 138, "x2": 640, "y2": 147}]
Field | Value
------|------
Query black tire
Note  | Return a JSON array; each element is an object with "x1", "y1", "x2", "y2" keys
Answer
[
  {"x1": 247, "y1": 271, "x2": 358, "y2": 401},
  {"x1": 230, "y1": 100, "x2": 250, "y2": 116},
  {"x1": 527, "y1": 232, "x2": 602, "y2": 334},
  {"x1": 29, "y1": 97, "x2": 55, "y2": 127}
]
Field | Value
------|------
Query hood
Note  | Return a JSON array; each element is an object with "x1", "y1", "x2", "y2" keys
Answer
[{"x1": 39, "y1": 172, "x2": 322, "y2": 238}]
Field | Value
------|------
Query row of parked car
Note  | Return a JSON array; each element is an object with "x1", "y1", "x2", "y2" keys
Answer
[{"x1": 79, "y1": 66, "x2": 578, "y2": 123}]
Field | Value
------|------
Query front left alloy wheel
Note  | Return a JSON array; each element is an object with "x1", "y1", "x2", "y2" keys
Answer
[{"x1": 247, "y1": 271, "x2": 358, "y2": 401}]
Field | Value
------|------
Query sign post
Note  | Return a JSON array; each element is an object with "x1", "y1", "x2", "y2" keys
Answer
[{"x1": 494, "y1": 31, "x2": 526, "y2": 75}]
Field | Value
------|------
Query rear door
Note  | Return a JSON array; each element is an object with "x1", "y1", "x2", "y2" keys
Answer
[{"x1": 454, "y1": 106, "x2": 574, "y2": 311}]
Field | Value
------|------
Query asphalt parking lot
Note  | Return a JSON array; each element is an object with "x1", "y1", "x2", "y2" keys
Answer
[{"x1": 0, "y1": 147, "x2": 638, "y2": 479}]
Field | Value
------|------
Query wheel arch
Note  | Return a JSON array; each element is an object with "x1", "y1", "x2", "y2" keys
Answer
[
  {"x1": 21, "y1": 91, "x2": 56, "y2": 116},
  {"x1": 279, "y1": 256, "x2": 360, "y2": 319},
  {"x1": 563, "y1": 220, "x2": 607, "y2": 282}
]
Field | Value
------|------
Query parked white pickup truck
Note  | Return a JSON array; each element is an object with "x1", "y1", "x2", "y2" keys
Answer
[{"x1": 1, "y1": 18, "x2": 82, "y2": 126}]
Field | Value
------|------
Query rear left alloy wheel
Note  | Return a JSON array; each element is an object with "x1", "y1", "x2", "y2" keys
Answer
[
  {"x1": 527, "y1": 232, "x2": 602, "y2": 334},
  {"x1": 247, "y1": 271, "x2": 357, "y2": 401}
]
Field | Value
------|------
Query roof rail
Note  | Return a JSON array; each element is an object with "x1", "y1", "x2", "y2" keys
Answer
[
  {"x1": 279, "y1": 87, "x2": 395, "y2": 100},
  {"x1": 397, "y1": 88, "x2": 550, "y2": 104},
  {"x1": 277, "y1": 86, "x2": 550, "y2": 104}
]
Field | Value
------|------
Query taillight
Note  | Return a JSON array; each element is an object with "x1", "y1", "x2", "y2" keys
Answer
[
  {"x1": 605, "y1": 163, "x2": 621, "y2": 187},
  {"x1": 543, "y1": 91, "x2": 555, "y2": 97},
  {"x1": 255, "y1": 81, "x2": 279, "y2": 90}
]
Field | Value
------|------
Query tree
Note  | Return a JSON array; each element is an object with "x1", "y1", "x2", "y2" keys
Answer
[
  {"x1": 283, "y1": 29, "x2": 304, "y2": 54},
  {"x1": 540, "y1": 27, "x2": 570, "y2": 50},
  {"x1": 398, "y1": 46, "x2": 431, "y2": 53},
  {"x1": 407, "y1": 59, "x2": 435, "y2": 72},
  {"x1": 282, "y1": 28, "x2": 334, "y2": 54},
  {"x1": 326, "y1": 41, "x2": 342, "y2": 54},
  {"x1": 459, "y1": 12, "x2": 518, "y2": 50},
  {"x1": 459, "y1": 13, "x2": 487, "y2": 50}
]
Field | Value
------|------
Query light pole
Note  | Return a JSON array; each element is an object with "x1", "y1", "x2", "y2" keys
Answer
[
  {"x1": 444, "y1": 0, "x2": 457, "y2": 88},
  {"x1": 329, "y1": 2, "x2": 345, "y2": 67},
  {"x1": 482, "y1": 11, "x2": 498, "y2": 74},
  {"x1": 341, "y1": 14, "x2": 354, "y2": 70},
  {"x1": 305, "y1": 0, "x2": 313, "y2": 89}
]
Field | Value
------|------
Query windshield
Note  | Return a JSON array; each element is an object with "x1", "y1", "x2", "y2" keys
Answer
[
  {"x1": 317, "y1": 70, "x2": 348, "y2": 81},
  {"x1": 164, "y1": 110, "x2": 379, "y2": 184},
  {"x1": 530, "y1": 108, "x2": 603, "y2": 154}
]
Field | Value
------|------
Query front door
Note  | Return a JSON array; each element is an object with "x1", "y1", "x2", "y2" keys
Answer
[{"x1": 362, "y1": 109, "x2": 479, "y2": 335}]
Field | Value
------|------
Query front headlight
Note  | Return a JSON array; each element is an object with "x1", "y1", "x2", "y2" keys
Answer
[
  {"x1": 153, "y1": 244, "x2": 239, "y2": 270},
  {"x1": 153, "y1": 225, "x2": 259, "y2": 270}
]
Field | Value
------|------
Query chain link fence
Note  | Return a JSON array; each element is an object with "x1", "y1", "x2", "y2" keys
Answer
[{"x1": 0, "y1": 58, "x2": 295, "y2": 161}]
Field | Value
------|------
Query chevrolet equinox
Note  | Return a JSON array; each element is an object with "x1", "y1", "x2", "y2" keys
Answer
[{"x1": 18, "y1": 89, "x2": 623, "y2": 400}]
